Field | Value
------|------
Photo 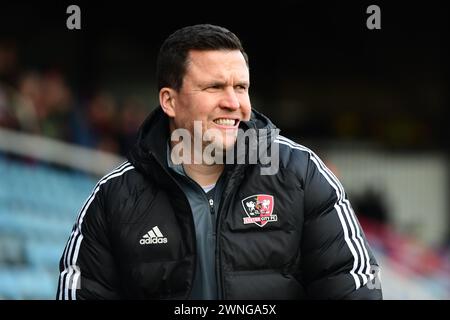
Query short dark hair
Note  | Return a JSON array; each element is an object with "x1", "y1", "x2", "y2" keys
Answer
[{"x1": 156, "y1": 24, "x2": 248, "y2": 91}]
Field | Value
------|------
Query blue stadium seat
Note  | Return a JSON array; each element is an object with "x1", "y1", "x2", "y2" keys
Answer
[
  {"x1": 25, "y1": 241, "x2": 65, "y2": 269},
  {"x1": 0, "y1": 267, "x2": 56, "y2": 299},
  {"x1": 0, "y1": 156, "x2": 97, "y2": 299},
  {"x1": 0, "y1": 234, "x2": 24, "y2": 264}
]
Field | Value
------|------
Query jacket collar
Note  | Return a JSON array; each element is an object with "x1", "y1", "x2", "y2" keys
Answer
[{"x1": 128, "y1": 106, "x2": 279, "y2": 184}]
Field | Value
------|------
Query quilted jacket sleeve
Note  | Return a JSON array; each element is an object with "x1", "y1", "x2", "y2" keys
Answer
[
  {"x1": 56, "y1": 180, "x2": 122, "y2": 300},
  {"x1": 300, "y1": 150, "x2": 382, "y2": 299}
]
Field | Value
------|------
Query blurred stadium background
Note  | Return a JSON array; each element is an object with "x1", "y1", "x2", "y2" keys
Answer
[{"x1": 0, "y1": 1, "x2": 449, "y2": 299}]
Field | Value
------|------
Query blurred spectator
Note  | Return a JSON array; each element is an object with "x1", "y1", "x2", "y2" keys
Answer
[
  {"x1": 1, "y1": 40, "x2": 40, "y2": 133},
  {"x1": 1, "y1": 79, "x2": 40, "y2": 133},
  {"x1": 0, "y1": 40, "x2": 18, "y2": 83},
  {"x1": 354, "y1": 187, "x2": 389, "y2": 224},
  {"x1": 324, "y1": 159, "x2": 389, "y2": 225},
  {"x1": 84, "y1": 92, "x2": 120, "y2": 154},
  {"x1": 41, "y1": 71, "x2": 72, "y2": 140},
  {"x1": 117, "y1": 96, "x2": 147, "y2": 155},
  {"x1": 0, "y1": 84, "x2": 21, "y2": 130}
]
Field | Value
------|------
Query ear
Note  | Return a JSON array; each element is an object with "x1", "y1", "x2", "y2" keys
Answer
[{"x1": 159, "y1": 87, "x2": 177, "y2": 118}]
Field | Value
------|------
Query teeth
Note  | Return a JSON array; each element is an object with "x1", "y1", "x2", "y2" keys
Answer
[{"x1": 214, "y1": 118, "x2": 235, "y2": 126}]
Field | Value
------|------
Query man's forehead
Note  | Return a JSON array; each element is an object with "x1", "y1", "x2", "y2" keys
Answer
[{"x1": 185, "y1": 50, "x2": 249, "y2": 80}]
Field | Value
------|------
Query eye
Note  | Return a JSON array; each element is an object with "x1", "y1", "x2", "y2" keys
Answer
[
  {"x1": 235, "y1": 85, "x2": 248, "y2": 92},
  {"x1": 204, "y1": 84, "x2": 222, "y2": 92}
]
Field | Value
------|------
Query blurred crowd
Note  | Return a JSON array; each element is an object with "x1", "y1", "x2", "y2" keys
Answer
[{"x1": 0, "y1": 40, "x2": 148, "y2": 156}]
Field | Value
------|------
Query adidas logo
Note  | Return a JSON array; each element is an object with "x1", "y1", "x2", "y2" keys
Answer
[{"x1": 139, "y1": 226, "x2": 168, "y2": 245}]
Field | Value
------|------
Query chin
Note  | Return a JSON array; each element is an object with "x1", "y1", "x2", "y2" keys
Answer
[
  {"x1": 207, "y1": 138, "x2": 235, "y2": 153},
  {"x1": 222, "y1": 133, "x2": 238, "y2": 147}
]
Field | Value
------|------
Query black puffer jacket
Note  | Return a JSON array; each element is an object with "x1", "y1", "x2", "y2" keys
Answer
[{"x1": 57, "y1": 107, "x2": 382, "y2": 300}]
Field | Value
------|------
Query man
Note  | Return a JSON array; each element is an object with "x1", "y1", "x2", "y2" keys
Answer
[{"x1": 57, "y1": 24, "x2": 382, "y2": 299}]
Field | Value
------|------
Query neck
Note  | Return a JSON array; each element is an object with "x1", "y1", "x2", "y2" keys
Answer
[
  {"x1": 182, "y1": 163, "x2": 224, "y2": 187},
  {"x1": 169, "y1": 131, "x2": 224, "y2": 186}
]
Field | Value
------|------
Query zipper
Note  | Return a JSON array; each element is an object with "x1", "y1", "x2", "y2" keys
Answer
[
  {"x1": 215, "y1": 165, "x2": 247, "y2": 300},
  {"x1": 215, "y1": 195, "x2": 229, "y2": 299},
  {"x1": 215, "y1": 171, "x2": 234, "y2": 300}
]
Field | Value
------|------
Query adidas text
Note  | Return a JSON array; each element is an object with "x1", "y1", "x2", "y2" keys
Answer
[{"x1": 140, "y1": 237, "x2": 168, "y2": 245}]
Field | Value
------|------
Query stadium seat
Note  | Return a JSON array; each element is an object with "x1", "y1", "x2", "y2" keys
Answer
[{"x1": 0, "y1": 156, "x2": 96, "y2": 299}]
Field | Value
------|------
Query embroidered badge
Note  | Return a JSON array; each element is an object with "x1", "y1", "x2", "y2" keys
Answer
[{"x1": 242, "y1": 194, "x2": 277, "y2": 227}]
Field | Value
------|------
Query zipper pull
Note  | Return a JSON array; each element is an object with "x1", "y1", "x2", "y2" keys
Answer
[{"x1": 209, "y1": 198, "x2": 214, "y2": 214}]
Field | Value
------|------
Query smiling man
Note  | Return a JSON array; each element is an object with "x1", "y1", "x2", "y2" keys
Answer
[{"x1": 57, "y1": 24, "x2": 382, "y2": 300}]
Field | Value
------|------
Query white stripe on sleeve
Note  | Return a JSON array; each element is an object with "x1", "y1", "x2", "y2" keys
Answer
[{"x1": 274, "y1": 136, "x2": 374, "y2": 289}]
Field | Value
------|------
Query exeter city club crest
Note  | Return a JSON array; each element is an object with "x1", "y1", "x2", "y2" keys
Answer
[{"x1": 242, "y1": 194, "x2": 277, "y2": 227}]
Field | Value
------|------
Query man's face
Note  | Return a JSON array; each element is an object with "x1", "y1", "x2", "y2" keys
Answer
[{"x1": 169, "y1": 49, "x2": 251, "y2": 152}]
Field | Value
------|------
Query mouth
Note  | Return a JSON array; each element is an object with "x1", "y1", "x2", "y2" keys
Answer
[{"x1": 213, "y1": 118, "x2": 239, "y2": 127}]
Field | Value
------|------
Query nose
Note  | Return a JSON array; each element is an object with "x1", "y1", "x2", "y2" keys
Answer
[{"x1": 219, "y1": 87, "x2": 240, "y2": 110}]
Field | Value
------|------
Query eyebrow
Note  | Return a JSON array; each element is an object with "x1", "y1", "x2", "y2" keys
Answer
[
  {"x1": 235, "y1": 81, "x2": 250, "y2": 87},
  {"x1": 201, "y1": 80, "x2": 250, "y2": 88},
  {"x1": 204, "y1": 81, "x2": 225, "y2": 88}
]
